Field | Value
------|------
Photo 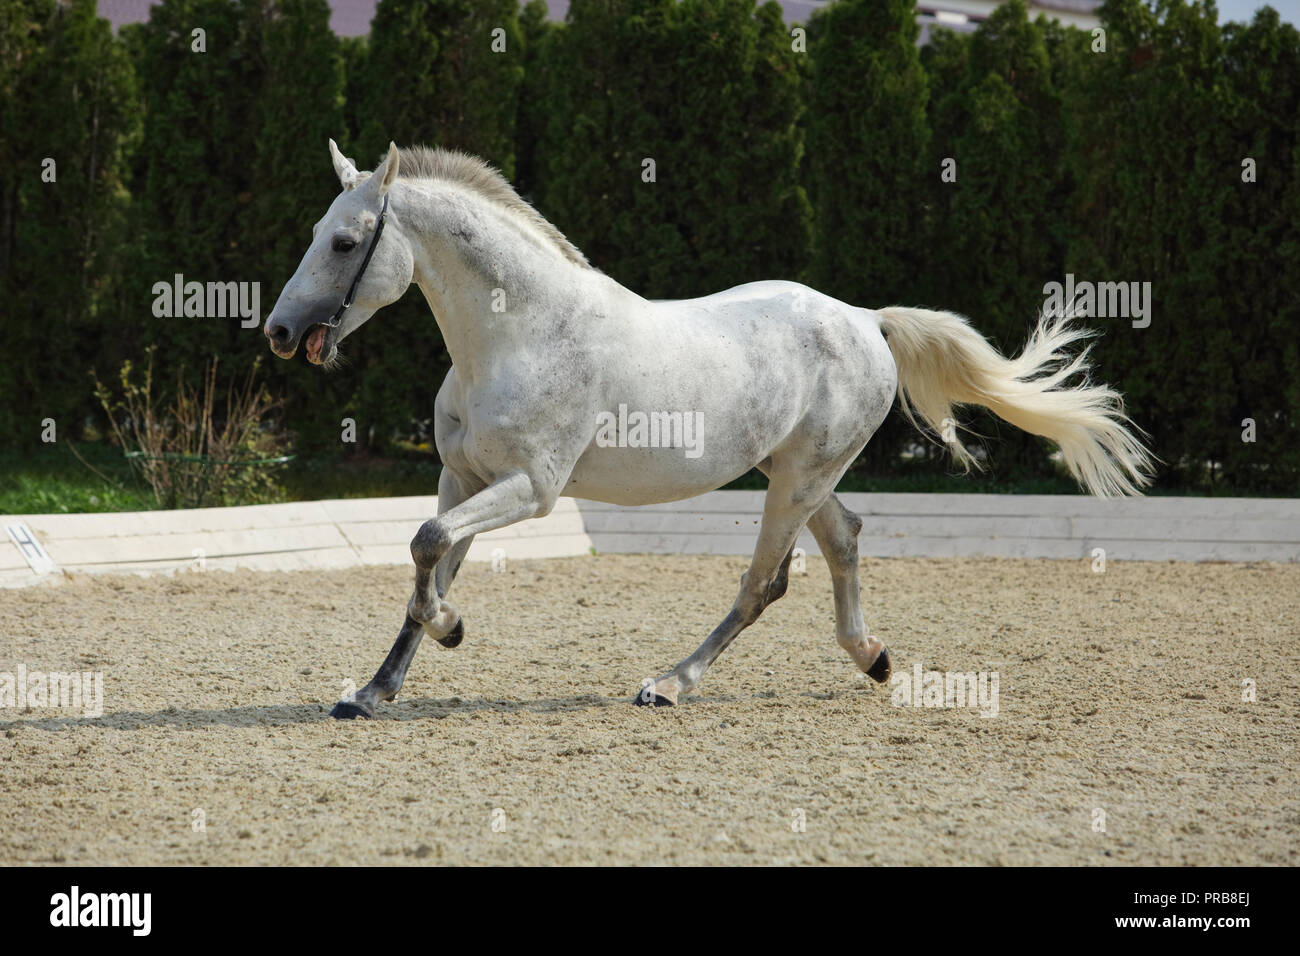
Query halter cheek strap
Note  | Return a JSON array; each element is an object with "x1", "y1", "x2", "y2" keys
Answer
[{"x1": 326, "y1": 193, "x2": 389, "y2": 329}]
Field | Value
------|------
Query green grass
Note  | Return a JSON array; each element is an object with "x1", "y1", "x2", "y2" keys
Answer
[
  {"x1": 281, "y1": 453, "x2": 444, "y2": 501},
  {"x1": 0, "y1": 442, "x2": 444, "y2": 515},
  {"x1": 0, "y1": 443, "x2": 156, "y2": 514},
  {"x1": 0, "y1": 441, "x2": 1270, "y2": 515}
]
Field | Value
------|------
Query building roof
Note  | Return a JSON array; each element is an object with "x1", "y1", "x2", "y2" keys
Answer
[{"x1": 94, "y1": 0, "x2": 1102, "y2": 37}]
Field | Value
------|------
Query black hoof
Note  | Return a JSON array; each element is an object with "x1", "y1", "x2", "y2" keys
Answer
[
  {"x1": 437, "y1": 619, "x2": 465, "y2": 649},
  {"x1": 866, "y1": 646, "x2": 892, "y2": 684},
  {"x1": 330, "y1": 700, "x2": 373, "y2": 720},
  {"x1": 633, "y1": 691, "x2": 675, "y2": 707}
]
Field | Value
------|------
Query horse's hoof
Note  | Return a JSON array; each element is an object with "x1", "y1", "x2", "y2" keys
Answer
[
  {"x1": 437, "y1": 620, "x2": 464, "y2": 649},
  {"x1": 633, "y1": 691, "x2": 675, "y2": 707},
  {"x1": 866, "y1": 646, "x2": 892, "y2": 684},
  {"x1": 330, "y1": 700, "x2": 373, "y2": 720}
]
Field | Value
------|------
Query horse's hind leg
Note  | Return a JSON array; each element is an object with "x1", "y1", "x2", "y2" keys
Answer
[
  {"x1": 329, "y1": 467, "x2": 478, "y2": 720},
  {"x1": 806, "y1": 494, "x2": 890, "y2": 682},
  {"x1": 635, "y1": 470, "x2": 827, "y2": 706}
]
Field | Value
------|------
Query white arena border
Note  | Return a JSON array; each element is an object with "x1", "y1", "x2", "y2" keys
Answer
[{"x1": 3, "y1": 491, "x2": 1298, "y2": 588}]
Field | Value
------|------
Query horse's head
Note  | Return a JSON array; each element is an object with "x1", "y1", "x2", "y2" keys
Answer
[{"x1": 264, "y1": 140, "x2": 414, "y2": 367}]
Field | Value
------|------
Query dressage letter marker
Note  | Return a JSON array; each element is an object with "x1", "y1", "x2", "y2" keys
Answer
[{"x1": 6, "y1": 523, "x2": 55, "y2": 574}]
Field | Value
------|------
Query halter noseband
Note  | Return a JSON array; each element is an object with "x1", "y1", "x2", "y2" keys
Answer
[{"x1": 326, "y1": 193, "x2": 389, "y2": 329}]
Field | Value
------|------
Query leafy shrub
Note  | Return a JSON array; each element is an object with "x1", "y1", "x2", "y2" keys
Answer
[{"x1": 93, "y1": 350, "x2": 289, "y2": 509}]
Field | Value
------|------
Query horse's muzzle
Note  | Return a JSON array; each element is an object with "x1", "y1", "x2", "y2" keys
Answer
[
  {"x1": 264, "y1": 308, "x2": 334, "y2": 362},
  {"x1": 265, "y1": 318, "x2": 299, "y2": 358}
]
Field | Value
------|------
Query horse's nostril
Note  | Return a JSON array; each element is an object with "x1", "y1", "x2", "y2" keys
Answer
[{"x1": 268, "y1": 323, "x2": 291, "y2": 346}]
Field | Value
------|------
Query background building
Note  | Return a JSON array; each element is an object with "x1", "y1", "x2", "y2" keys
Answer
[{"x1": 96, "y1": 0, "x2": 1103, "y2": 38}]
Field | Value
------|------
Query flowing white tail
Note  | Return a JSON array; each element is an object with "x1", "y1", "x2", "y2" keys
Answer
[{"x1": 878, "y1": 306, "x2": 1154, "y2": 497}]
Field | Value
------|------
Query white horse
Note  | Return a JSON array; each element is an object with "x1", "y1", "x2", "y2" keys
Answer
[{"x1": 265, "y1": 142, "x2": 1153, "y2": 719}]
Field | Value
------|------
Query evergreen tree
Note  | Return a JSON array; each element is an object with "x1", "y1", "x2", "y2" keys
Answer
[
  {"x1": 536, "y1": 0, "x2": 809, "y2": 298},
  {"x1": 804, "y1": 0, "x2": 930, "y2": 476},
  {"x1": 922, "y1": 0, "x2": 1071, "y2": 478},
  {"x1": 1067, "y1": 0, "x2": 1292, "y2": 491},
  {"x1": 805, "y1": 0, "x2": 929, "y2": 308},
  {"x1": 1204, "y1": 6, "x2": 1300, "y2": 491},
  {"x1": 513, "y1": 0, "x2": 556, "y2": 199},
  {"x1": 0, "y1": 0, "x2": 138, "y2": 446},
  {"x1": 356, "y1": 0, "x2": 523, "y2": 173},
  {"x1": 249, "y1": 0, "x2": 351, "y2": 450},
  {"x1": 124, "y1": 0, "x2": 268, "y2": 388}
]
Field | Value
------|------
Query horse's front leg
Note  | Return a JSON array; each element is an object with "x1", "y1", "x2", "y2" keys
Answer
[
  {"x1": 406, "y1": 467, "x2": 480, "y2": 646},
  {"x1": 328, "y1": 468, "x2": 475, "y2": 720},
  {"x1": 330, "y1": 470, "x2": 548, "y2": 720}
]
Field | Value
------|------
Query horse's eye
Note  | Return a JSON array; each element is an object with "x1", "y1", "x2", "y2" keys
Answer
[{"x1": 333, "y1": 237, "x2": 357, "y2": 253}]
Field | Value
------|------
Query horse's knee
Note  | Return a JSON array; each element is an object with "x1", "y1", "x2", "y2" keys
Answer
[{"x1": 411, "y1": 518, "x2": 451, "y2": 569}]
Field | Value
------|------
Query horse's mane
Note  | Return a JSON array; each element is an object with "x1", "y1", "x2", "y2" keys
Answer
[{"x1": 382, "y1": 145, "x2": 591, "y2": 269}]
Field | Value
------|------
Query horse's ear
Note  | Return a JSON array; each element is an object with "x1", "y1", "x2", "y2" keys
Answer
[
  {"x1": 372, "y1": 141, "x2": 400, "y2": 195},
  {"x1": 329, "y1": 138, "x2": 360, "y2": 191}
]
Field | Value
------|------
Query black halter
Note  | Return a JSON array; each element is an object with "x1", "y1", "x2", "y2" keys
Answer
[{"x1": 326, "y1": 193, "x2": 389, "y2": 329}]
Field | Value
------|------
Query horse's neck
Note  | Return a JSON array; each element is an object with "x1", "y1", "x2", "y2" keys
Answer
[{"x1": 401, "y1": 181, "x2": 609, "y2": 375}]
